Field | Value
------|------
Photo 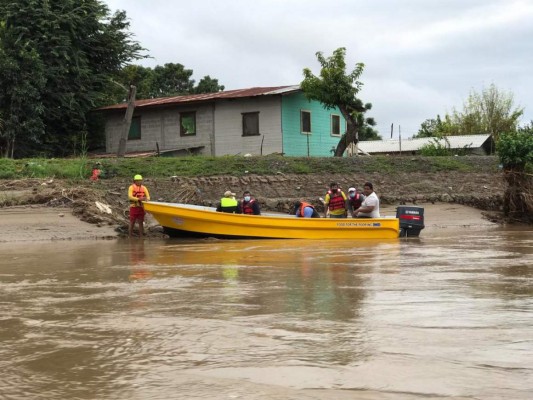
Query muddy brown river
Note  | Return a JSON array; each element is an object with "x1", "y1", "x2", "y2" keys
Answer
[{"x1": 1, "y1": 225, "x2": 532, "y2": 399}]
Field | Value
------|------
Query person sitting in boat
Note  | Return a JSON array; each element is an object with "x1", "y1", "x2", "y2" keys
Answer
[
  {"x1": 241, "y1": 190, "x2": 261, "y2": 215},
  {"x1": 324, "y1": 182, "x2": 348, "y2": 218},
  {"x1": 294, "y1": 200, "x2": 320, "y2": 218},
  {"x1": 353, "y1": 182, "x2": 380, "y2": 218},
  {"x1": 347, "y1": 187, "x2": 366, "y2": 217},
  {"x1": 216, "y1": 190, "x2": 242, "y2": 214}
]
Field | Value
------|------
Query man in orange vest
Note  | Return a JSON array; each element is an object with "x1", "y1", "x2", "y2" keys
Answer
[
  {"x1": 128, "y1": 174, "x2": 150, "y2": 238},
  {"x1": 294, "y1": 200, "x2": 320, "y2": 218}
]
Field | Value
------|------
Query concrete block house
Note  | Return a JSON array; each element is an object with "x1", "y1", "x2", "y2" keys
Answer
[{"x1": 98, "y1": 86, "x2": 346, "y2": 157}]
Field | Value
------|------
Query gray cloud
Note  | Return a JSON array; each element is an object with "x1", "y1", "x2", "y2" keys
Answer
[{"x1": 105, "y1": 0, "x2": 533, "y2": 137}]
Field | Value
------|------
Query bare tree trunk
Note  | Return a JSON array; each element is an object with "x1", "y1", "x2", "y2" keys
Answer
[
  {"x1": 117, "y1": 85, "x2": 137, "y2": 158},
  {"x1": 9, "y1": 137, "x2": 15, "y2": 159}
]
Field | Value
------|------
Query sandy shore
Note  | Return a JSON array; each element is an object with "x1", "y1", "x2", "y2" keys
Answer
[
  {"x1": 0, "y1": 206, "x2": 118, "y2": 242},
  {"x1": 0, "y1": 203, "x2": 496, "y2": 243}
]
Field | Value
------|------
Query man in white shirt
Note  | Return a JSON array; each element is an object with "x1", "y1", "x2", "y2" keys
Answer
[{"x1": 353, "y1": 182, "x2": 380, "y2": 218}]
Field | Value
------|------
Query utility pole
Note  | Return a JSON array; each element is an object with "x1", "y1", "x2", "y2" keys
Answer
[{"x1": 117, "y1": 85, "x2": 137, "y2": 157}]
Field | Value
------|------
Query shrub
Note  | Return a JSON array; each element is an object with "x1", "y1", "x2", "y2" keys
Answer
[{"x1": 496, "y1": 130, "x2": 533, "y2": 170}]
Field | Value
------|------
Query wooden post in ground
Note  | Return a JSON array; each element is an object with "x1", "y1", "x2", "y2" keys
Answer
[{"x1": 117, "y1": 85, "x2": 137, "y2": 158}]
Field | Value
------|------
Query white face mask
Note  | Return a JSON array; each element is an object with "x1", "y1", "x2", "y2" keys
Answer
[
  {"x1": 244, "y1": 196, "x2": 251, "y2": 202},
  {"x1": 349, "y1": 192, "x2": 355, "y2": 198}
]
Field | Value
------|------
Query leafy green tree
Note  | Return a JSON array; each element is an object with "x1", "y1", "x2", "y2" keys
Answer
[
  {"x1": 496, "y1": 125, "x2": 533, "y2": 222},
  {"x1": 459, "y1": 84, "x2": 523, "y2": 141},
  {"x1": 415, "y1": 118, "x2": 438, "y2": 138},
  {"x1": 302, "y1": 47, "x2": 375, "y2": 156},
  {"x1": 112, "y1": 66, "x2": 225, "y2": 100},
  {"x1": 497, "y1": 125, "x2": 533, "y2": 171},
  {"x1": 111, "y1": 65, "x2": 155, "y2": 102},
  {"x1": 0, "y1": 37, "x2": 46, "y2": 157},
  {"x1": 0, "y1": 0, "x2": 145, "y2": 158},
  {"x1": 194, "y1": 75, "x2": 225, "y2": 94},
  {"x1": 416, "y1": 84, "x2": 523, "y2": 142},
  {"x1": 356, "y1": 115, "x2": 381, "y2": 141},
  {"x1": 151, "y1": 63, "x2": 195, "y2": 97}
]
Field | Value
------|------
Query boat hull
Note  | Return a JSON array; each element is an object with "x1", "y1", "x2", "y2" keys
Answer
[{"x1": 143, "y1": 202, "x2": 400, "y2": 240}]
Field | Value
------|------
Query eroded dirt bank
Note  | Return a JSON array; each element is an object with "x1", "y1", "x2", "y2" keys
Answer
[{"x1": 0, "y1": 170, "x2": 505, "y2": 241}]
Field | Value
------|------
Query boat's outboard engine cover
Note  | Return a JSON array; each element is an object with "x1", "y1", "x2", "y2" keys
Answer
[{"x1": 396, "y1": 206, "x2": 425, "y2": 237}]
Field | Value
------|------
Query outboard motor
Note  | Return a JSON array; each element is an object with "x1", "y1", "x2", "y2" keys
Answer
[{"x1": 396, "y1": 206, "x2": 425, "y2": 237}]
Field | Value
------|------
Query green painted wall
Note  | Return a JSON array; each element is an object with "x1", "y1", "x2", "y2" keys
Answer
[{"x1": 281, "y1": 92, "x2": 346, "y2": 156}]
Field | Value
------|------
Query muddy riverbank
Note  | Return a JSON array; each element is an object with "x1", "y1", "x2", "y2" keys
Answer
[{"x1": 0, "y1": 172, "x2": 505, "y2": 242}]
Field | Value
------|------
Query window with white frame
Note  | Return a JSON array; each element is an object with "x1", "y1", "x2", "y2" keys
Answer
[
  {"x1": 331, "y1": 114, "x2": 341, "y2": 136},
  {"x1": 301, "y1": 110, "x2": 311, "y2": 134}
]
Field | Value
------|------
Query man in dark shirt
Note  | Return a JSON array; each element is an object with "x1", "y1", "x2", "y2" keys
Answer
[{"x1": 347, "y1": 187, "x2": 366, "y2": 217}]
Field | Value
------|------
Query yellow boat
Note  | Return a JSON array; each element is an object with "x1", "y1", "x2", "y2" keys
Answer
[{"x1": 143, "y1": 202, "x2": 417, "y2": 240}]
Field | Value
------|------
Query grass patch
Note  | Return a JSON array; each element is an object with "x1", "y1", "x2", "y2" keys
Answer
[{"x1": 0, "y1": 155, "x2": 499, "y2": 180}]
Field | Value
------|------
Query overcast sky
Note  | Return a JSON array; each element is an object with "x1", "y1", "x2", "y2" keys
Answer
[{"x1": 104, "y1": 0, "x2": 533, "y2": 138}]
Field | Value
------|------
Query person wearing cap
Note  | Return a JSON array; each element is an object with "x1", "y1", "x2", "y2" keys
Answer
[
  {"x1": 216, "y1": 190, "x2": 241, "y2": 213},
  {"x1": 323, "y1": 182, "x2": 348, "y2": 218},
  {"x1": 128, "y1": 174, "x2": 150, "y2": 237},
  {"x1": 347, "y1": 187, "x2": 366, "y2": 217},
  {"x1": 353, "y1": 182, "x2": 380, "y2": 218},
  {"x1": 240, "y1": 190, "x2": 261, "y2": 215}
]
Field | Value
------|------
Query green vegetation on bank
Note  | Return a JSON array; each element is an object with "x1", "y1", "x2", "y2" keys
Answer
[{"x1": 0, "y1": 155, "x2": 501, "y2": 180}]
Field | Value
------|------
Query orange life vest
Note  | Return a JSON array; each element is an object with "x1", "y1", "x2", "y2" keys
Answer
[
  {"x1": 90, "y1": 168, "x2": 101, "y2": 181},
  {"x1": 327, "y1": 190, "x2": 346, "y2": 211},
  {"x1": 130, "y1": 184, "x2": 147, "y2": 206},
  {"x1": 299, "y1": 201, "x2": 315, "y2": 217}
]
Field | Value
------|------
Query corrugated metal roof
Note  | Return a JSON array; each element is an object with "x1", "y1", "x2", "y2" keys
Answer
[
  {"x1": 358, "y1": 134, "x2": 492, "y2": 153},
  {"x1": 98, "y1": 85, "x2": 301, "y2": 111}
]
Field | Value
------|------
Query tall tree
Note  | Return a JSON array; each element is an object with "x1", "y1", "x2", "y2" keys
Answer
[
  {"x1": 112, "y1": 66, "x2": 225, "y2": 101},
  {"x1": 415, "y1": 84, "x2": 523, "y2": 141},
  {"x1": 302, "y1": 47, "x2": 374, "y2": 156},
  {"x1": 151, "y1": 63, "x2": 195, "y2": 97},
  {"x1": 0, "y1": 0, "x2": 145, "y2": 158},
  {"x1": 194, "y1": 75, "x2": 225, "y2": 94},
  {"x1": 459, "y1": 84, "x2": 523, "y2": 141},
  {"x1": 358, "y1": 115, "x2": 381, "y2": 141},
  {"x1": 0, "y1": 32, "x2": 46, "y2": 157},
  {"x1": 111, "y1": 64, "x2": 154, "y2": 102}
]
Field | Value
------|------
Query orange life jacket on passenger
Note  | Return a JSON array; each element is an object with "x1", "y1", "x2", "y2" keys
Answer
[
  {"x1": 130, "y1": 184, "x2": 147, "y2": 207},
  {"x1": 298, "y1": 202, "x2": 315, "y2": 217},
  {"x1": 327, "y1": 190, "x2": 346, "y2": 211},
  {"x1": 242, "y1": 199, "x2": 256, "y2": 215}
]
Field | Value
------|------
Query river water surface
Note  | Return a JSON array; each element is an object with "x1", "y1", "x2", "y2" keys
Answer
[{"x1": 1, "y1": 225, "x2": 532, "y2": 399}]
